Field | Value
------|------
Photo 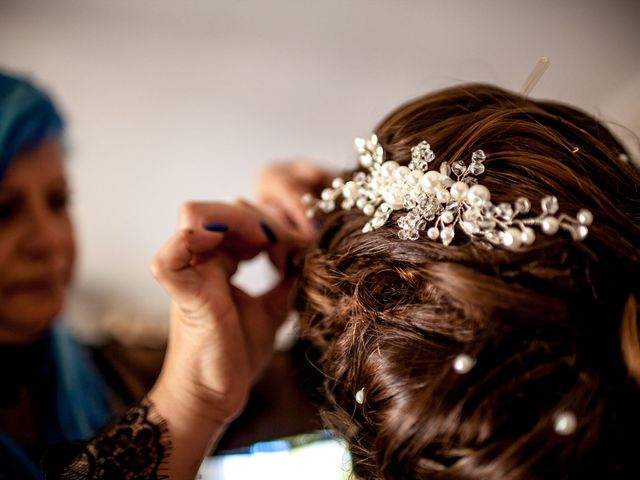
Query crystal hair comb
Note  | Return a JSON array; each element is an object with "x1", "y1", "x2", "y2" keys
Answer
[{"x1": 303, "y1": 134, "x2": 593, "y2": 249}]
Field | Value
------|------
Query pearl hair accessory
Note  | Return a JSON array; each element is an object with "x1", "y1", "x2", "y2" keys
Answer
[
  {"x1": 453, "y1": 353, "x2": 476, "y2": 374},
  {"x1": 303, "y1": 134, "x2": 593, "y2": 249},
  {"x1": 553, "y1": 410, "x2": 578, "y2": 435}
]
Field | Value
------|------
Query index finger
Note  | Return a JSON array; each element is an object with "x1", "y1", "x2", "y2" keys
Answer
[
  {"x1": 178, "y1": 200, "x2": 308, "y2": 270},
  {"x1": 232, "y1": 199, "x2": 311, "y2": 274}
]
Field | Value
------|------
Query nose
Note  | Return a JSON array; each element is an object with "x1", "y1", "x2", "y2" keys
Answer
[{"x1": 21, "y1": 202, "x2": 69, "y2": 260}]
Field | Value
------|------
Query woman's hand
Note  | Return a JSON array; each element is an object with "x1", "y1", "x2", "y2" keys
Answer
[
  {"x1": 148, "y1": 200, "x2": 307, "y2": 478},
  {"x1": 257, "y1": 160, "x2": 334, "y2": 237}
]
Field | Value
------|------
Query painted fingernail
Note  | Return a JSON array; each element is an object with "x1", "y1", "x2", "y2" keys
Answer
[
  {"x1": 204, "y1": 223, "x2": 229, "y2": 232},
  {"x1": 260, "y1": 221, "x2": 278, "y2": 243}
]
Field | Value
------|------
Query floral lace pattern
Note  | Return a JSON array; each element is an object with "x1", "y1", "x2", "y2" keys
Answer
[{"x1": 42, "y1": 399, "x2": 170, "y2": 479}]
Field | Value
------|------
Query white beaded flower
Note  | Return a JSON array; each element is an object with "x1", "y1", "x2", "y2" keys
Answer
[{"x1": 303, "y1": 134, "x2": 593, "y2": 250}]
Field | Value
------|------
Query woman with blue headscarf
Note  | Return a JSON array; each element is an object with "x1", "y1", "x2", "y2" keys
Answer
[
  {"x1": 0, "y1": 72, "x2": 175, "y2": 478},
  {"x1": 0, "y1": 71, "x2": 112, "y2": 478},
  {"x1": 0, "y1": 71, "x2": 312, "y2": 479}
]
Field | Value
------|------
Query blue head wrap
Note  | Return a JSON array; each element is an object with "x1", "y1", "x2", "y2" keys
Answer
[{"x1": 0, "y1": 71, "x2": 64, "y2": 182}]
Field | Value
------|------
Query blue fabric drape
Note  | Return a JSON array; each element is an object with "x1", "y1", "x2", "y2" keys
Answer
[{"x1": 0, "y1": 325, "x2": 113, "y2": 478}]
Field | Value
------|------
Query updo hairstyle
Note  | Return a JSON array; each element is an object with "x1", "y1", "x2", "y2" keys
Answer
[{"x1": 296, "y1": 84, "x2": 640, "y2": 479}]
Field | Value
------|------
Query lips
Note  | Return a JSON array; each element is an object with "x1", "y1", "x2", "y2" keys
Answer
[{"x1": 4, "y1": 275, "x2": 65, "y2": 294}]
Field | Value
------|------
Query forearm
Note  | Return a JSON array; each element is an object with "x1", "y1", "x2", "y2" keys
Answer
[
  {"x1": 41, "y1": 392, "x2": 227, "y2": 480},
  {"x1": 147, "y1": 376, "x2": 229, "y2": 479},
  {"x1": 42, "y1": 398, "x2": 171, "y2": 479}
]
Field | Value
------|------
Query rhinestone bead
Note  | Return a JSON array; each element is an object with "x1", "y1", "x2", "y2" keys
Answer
[
  {"x1": 467, "y1": 162, "x2": 485, "y2": 175},
  {"x1": 465, "y1": 176, "x2": 478, "y2": 186},
  {"x1": 411, "y1": 141, "x2": 434, "y2": 163},
  {"x1": 477, "y1": 218, "x2": 496, "y2": 230},
  {"x1": 451, "y1": 160, "x2": 466, "y2": 176},
  {"x1": 515, "y1": 197, "x2": 531, "y2": 213},
  {"x1": 471, "y1": 149, "x2": 486, "y2": 163},
  {"x1": 497, "y1": 202, "x2": 514, "y2": 220},
  {"x1": 541, "y1": 196, "x2": 559, "y2": 215}
]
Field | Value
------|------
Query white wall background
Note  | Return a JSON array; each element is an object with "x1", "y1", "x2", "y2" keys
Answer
[{"x1": 1, "y1": 0, "x2": 638, "y2": 324}]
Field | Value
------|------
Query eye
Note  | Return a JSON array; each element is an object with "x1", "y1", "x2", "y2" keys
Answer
[
  {"x1": 48, "y1": 188, "x2": 70, "y2": 213},
  {"x1": 0, "y1": 198, "x2": 20, "y2": 222}
]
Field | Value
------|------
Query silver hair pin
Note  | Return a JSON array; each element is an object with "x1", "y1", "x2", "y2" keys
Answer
[
  {"x1": 303, "y1": 135, "x2": 592, "y2": 250},
  {"x1": 520, "y1": 56, "x2": 551, "y2": 97}
]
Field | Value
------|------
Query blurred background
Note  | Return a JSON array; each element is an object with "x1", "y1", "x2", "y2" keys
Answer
[{"x1": 1, "y1": 0, "x2": 638, "y2": 340}]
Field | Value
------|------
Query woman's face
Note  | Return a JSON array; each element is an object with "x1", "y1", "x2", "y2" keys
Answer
[{"x1": 0, "y1": 139, "x2": 76, "y2": 344}]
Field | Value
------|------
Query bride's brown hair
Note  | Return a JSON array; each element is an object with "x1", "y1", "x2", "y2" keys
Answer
[{"x1": 296, "y1": 84, "x2": 640, "y2": 479}]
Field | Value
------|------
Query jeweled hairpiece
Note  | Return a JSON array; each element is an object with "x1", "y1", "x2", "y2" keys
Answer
[{"x1": 303, "y1": 134, "x2": 593, "y2": 249}]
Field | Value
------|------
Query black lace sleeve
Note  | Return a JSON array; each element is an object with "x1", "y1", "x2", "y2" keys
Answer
[{"x1": 41, "y1": 399, "x2": 171, "y2": 480}]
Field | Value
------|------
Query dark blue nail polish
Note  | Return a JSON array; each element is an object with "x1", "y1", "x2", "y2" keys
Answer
[
  {"x1": 204, "y1": 223, "x2": 229, "y2": 232},
  {"x1": 260, "y1": 221, "x2": 278, "y2": 243}
]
